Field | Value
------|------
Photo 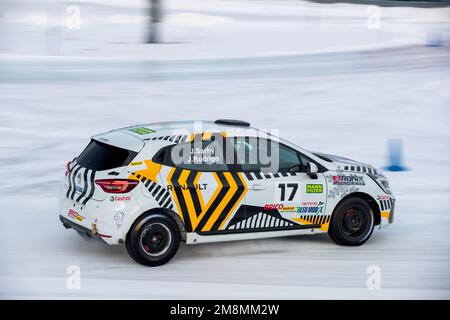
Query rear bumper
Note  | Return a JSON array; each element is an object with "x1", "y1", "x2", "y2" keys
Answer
[
  {"x1": 59, "y1": 215, "x2": 108, "y2": 242},
  {"x1": 59, "y1": 184, "x2": 147, "y2": 244}
]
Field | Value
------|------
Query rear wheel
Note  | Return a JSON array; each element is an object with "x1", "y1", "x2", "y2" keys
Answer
[
  {"x1": 126, "y1": 213, "x2": 180, "y2": 266},
  {"x1": 328, "y1": 197, "x2": 374, "y2": 246}
]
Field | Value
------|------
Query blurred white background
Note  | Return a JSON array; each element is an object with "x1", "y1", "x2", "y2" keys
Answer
[{"x1": 0, "y1": 0, "x2": 449, "y2": 299}]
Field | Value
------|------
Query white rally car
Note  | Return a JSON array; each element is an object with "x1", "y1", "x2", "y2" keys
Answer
[{"x1": 59, "y1": 120, "x2": 395, "y2": 266}]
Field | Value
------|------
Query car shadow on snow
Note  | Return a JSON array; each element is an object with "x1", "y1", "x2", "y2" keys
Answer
[
  {"x1": 58, "y1": 229, "x2": 385, "y2": 267},
  {"x1": 175, "y1": 233, "x2": 332, "y2": 260},
  {"x1": 60, "y1": 231, "x2": 331, "y2": 264}
]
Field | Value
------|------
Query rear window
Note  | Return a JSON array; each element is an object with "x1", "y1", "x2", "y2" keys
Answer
[{"x1": 76, "y1": 139, "x2": 138, "y2": 171}]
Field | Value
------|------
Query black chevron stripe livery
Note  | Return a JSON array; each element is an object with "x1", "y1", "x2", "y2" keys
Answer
[
  {"x1": 145, "y1": 135, "x2": 188, "y2": 143},
  {"x1": 241, "y1": 171, "x2": 298, "y2": 181},
  {"x1": 187, "y1": 171, "x2": 202, "y2": 217},
  {"x1": 75, "y1": 168, "x2": 90, "y2": 203},
  {"x1": 132, "y1": 174, "x2": 174, "y2": 209},
  {"x1": 81, "y1": 170, "x2": 96, "y2": 205},
  {"x1": 341, "y1": 165, "x2": 377, "y2": 175},
  {"x1": 194, "y1": 172, "x2": 230, "y2": 232},
  {"x1": 69, "y1": 165, "x2": 83, "y2": 200},
  {"x1": 66, "y1": 164, "x2": 77, "y2": 198},
  {"x1": 171, "y1": 168, "x2": 192, "y2": 230},
  {"x1": 297, "y1": 215, "x2": 331, "y2": 225},
  {"x1": 210, "y1": 171, "x2": 246, "y2": 231},
  {"x1": 226, "y1": 205, "x2": 296, "y2": 230}
]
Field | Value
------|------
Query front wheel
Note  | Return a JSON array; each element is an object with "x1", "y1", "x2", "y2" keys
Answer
[
  {"x1": 328, "y1": 197, "x2": 374, "y2": 246},
  {"x1": 126, "y1": 213, "x2": 180, "y2": 266}
]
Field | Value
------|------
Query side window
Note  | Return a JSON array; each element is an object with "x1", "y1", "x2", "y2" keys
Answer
[
  {"x1": 233, "y1": 137, "x2": 309, "y2": 173},
  {"x1": 157, "y1": 139, "x2": 231, "y2": 172},
  {"x1": 233, "y1": 137, "x2": 261, "y2": 172},
  {"x1": 278, "y1": 144, "x2": 302, "y2": 171}
]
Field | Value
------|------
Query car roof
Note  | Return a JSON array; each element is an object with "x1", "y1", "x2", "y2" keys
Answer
[
  {"x1": 92, "y1": 120, "x2": 335, "y2": 170},
  {"x1": 98, "y1": 120, "x2": 266, "y2": 141}
]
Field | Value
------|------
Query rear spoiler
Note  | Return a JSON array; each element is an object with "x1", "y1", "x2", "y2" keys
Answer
[{"x1": 92, "y1": 131, "x2": 145, "y2": 152}]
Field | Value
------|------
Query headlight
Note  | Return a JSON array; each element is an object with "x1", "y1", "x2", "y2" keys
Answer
[{"x1": 367, "y1": 173, "x2": 392, "y2": 194}]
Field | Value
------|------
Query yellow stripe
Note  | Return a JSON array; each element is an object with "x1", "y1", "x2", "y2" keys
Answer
[
  {"x1": 292, "y1": 216, "x2": 331, "y2": 231},
  {"x1": 202, "y1": 173, "x2": 235, "y2": 232},
  {"x1": 194, "y1": 171, "x2": 205, "y2": 209},
  {"x1": 381, "y1": 210, "x2": 390, "y2": 220},
  {"x1": 189, "y1": 132, "x2": 204, "y2": 141},
  {"x1": 189, "y1": 131, "x2": 227, "y2": 141},
  {"x1": 127, "y1": 160, "x2": 161, "y2": 182},
  {"x1": 167, "y1": 167, "x2": 183, "y2": 222},
  {"x1": 179, "y1": 170, "x2": 197, "y2": 227},
  {"x1": 320, "y1": 222, "x2": 330, "y2": 231},
  {"x1": 218, "y1": 172, "x2": 247, "y2": 230},
  {"x1": 292, "y1": 217, "x2": 314, "y2": 225},
  {"x1": 191, "y1": 172, "x2": 223, "y2": 230},
  {"x1": 202, "y1": 131, "x2": 212, "y2": 140}
]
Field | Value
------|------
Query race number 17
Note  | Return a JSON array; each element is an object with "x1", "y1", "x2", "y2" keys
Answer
[{"x1": 277, "y1": 183, "x2": 298, "y2": 201}]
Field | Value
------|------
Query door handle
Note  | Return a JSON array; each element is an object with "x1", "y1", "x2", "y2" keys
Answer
[{"x1": 249, "y1": 184, "x2": 265, "y2": 190}]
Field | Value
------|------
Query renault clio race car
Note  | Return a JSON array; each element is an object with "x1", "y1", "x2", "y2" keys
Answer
[{"x1": 59, "y1": 119, "x2": 395, "y2": 266}]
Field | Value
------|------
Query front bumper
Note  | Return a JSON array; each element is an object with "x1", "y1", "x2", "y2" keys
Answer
[
  {"x1": 389, "y1": 198, "x2": 395, "y2": 224},
  {"x1": 378, "y1": 194, "x2": 395, "y2": 227}
]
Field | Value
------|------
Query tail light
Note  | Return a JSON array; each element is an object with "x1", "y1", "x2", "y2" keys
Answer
[
  {"x1": 65, "y1": 161, "x2": 72, "y2": 176},
  {"x1": 95, "y1": 179, "x2": 139, "y2": 193}
]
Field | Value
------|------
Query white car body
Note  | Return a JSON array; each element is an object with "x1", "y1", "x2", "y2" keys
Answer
[{"x1": 59, "y1": 120, "x2": 394, "y2": 249}]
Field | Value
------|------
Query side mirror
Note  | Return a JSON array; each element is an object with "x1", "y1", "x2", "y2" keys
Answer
[
  {"x1": 307, "y1": 162, "x2": 318, "y2": 179},
  {"x1": 288, "y1": 164, "x2": 301, "y2": 173}
]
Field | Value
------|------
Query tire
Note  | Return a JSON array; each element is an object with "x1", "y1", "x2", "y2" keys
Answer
[
  {"x1": 328, "y1": 197, "x2": 374, "y2": 246},
  {"x1": 125, "y1": 213, "x2": 180, "y2": 266}
]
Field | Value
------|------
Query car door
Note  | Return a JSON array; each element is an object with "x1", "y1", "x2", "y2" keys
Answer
[
  {"x1": 233, "y1": 137, "x2": 327, "y2": 231},
  {"x1": 158, "y1": 135, "x2": 246, "y2": 234}
]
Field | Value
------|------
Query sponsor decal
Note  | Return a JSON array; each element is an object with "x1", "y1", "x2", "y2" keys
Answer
[
  {"x1": 113, "y1": 211, "x2": 124, "y2": 227},
  {"x1": 377, "y1": 195, "x2": 391, "y2": 201},
  {"x1": 130, "y1": 161, "x2": 143, "y2": 166},
  {"x1": 296, "y1": 201, "x2": 324, "y2": 214},
  {"x1": 68, "y1": 209, "x2": 85, "y2": 222},
  {"x1": 326, "y1": 173, "x2": 360, "y2": 199},
  {"x1": 280, "y1": 206, "x2": 296, "y2": 212},
  {"x1": 75, "y1": 186, "x2": 84, "y2": 193},
  {"x1": 168, "y1": 184, "x2": 207, "y2": 191},
  {"x1": 306, "y1": 184, "x2": 323, "y2": 193},
  {"x1": 332, "y1": 175, "x2": 365, "y2": 186},
  {"x1": 301, "y1": 201, "x2": 320, "y2": 206},
  {"x1": 110, "y1": 195, "x2": 131, "y2": 202},
  {"x1": 129, "y1": 127, "x2": 155, "y2": 135},
  {"x1": 264, "y1": 203, "x2": 284, "y2": 210},
  {"x1": 264, "y1": 201, "x2": 325, "y2": 214},
  {"x1": 298, "y1": 201, "x2": 325, "y2": 213}
]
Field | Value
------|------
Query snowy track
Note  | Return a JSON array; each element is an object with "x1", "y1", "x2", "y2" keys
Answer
[
  {"x1": 1, "y1": 0, "x2": 450, "y2": 299},
  {"x1": 1, "y1": 44, "x2": 450, "y2": 299},
  {"x1": 1, "y1": 46, "x2": 450, "y2": 83}
]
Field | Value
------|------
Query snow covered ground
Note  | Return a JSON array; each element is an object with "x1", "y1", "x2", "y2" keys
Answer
[
  {"x1": 1, "y1": 0, "x2": 450, "y2": 58},
  {"x1": 0, "y1": 0, "x2": 449, "y2": 299}
]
